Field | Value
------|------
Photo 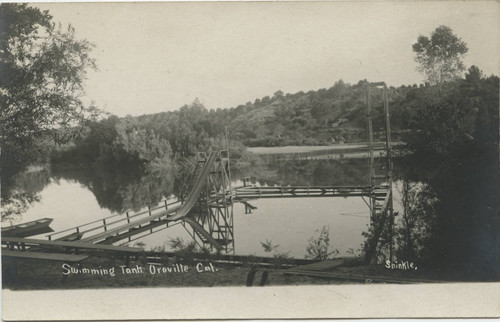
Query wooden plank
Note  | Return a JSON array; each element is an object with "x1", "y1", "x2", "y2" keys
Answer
[
  {"x1": 234, "y1": 193, "x2": 370, "y2": 199},
  {"x1": 97, "y1": 219, "x2": 172, "y2": 244},
  {"x1": 290, "y1": 259, "x2": 345, "y2": 271},
  {"x1": 241, "y1": 201, "x2": 257, "y2": 210},
  {"x1": 2, "y1": 237, "x2": 144, "y2": 253},
  {"x1": 1, "y1": 249, "x2": 88, "y2": 262},
  {"x1": 1, "y1": 226, "x2": 54, "y2": 238},
  {"x1": 183, "y1": 218, "x2": 222, "y2": 251},
  {"x1": 55, "y1": 232, "x2": 83, "y2": 242},
  {"x1": 236, "y1": 185, "x2": 371, "y2": 190}
]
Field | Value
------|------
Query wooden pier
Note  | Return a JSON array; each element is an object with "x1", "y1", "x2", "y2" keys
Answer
[{"x1": 233, "y1": 185, "x2": 388, "y2": 200}]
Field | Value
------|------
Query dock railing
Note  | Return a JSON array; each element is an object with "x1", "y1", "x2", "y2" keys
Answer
[
  {"x1": 46, "y1": 197, "x2": 182, "y2": 241},
  {"x1": 233, "y1": 185, "x2": 381, "y2": 199}
]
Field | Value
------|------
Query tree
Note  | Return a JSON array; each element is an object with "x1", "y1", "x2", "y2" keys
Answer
[
  {"x1": 465, "y1": 65, "x2": 482, "y2": 83},
  {"x1": 273, "y1": 90, "x2": 284, "y2": 99},
  {"x1": 412, "y1": 25, "x2": 468, "y2": 84},
  {"x1": 0, "y1": 4, "x2": 97, "y2": 199},
  {"x1": 0, "y1": 5, "x2": 97, "y2": 159}
]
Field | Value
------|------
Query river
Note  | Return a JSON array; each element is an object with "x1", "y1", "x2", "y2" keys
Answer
[{"x1": 2, "y1": 157, "x2": 402, "y2": 259}]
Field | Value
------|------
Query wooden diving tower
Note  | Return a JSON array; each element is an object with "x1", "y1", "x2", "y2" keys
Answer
[{"x1": 363, "y1": 81, "x2": 394, "y2": 264}]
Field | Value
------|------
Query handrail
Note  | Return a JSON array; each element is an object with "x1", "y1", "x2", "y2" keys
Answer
[
  {"x1": 235, "y1": 185, "x2": 372, "y2": 190},
  {"x1": 76, "y1": 201, "x2": 180, "y2": 236},
  {"x1": 79, "y1": 204, "x2": 183, "y2": 243},
  {"x1": 232, "y1": 184, "x2": 389, "y2": 200},
  {"x1": 46, "y1": 197, "x2": 181, "y2": 239}
]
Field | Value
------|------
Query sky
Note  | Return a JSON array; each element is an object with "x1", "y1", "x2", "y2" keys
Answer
[{"x1": 33, "y1": 1, "x2": 499, "y2": 117}]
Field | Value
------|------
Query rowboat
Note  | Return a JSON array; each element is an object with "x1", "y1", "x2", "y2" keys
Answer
[{"x1": 1, "y1": 218, "x2": 54, "y2": 238}]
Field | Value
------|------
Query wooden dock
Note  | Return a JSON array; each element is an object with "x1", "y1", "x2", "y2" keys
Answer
[
  {"x1": 233, "y1": 185, "x2": 388, "y2": 200},
  {"x1": 2, "y1": 237, "x2": 144, "y2": 255},
  {"x1": 2, "y1": 249, "x2": 88, "y2": 263}
]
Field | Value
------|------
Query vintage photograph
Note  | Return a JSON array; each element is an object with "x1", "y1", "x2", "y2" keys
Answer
[{"x1": 1, "y1": 1, "x2": 499, "y2": 319}]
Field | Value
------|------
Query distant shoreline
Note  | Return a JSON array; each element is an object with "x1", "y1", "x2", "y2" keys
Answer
[{"x1": 247, "y1": 142, "x2": 402, "y2": 155}]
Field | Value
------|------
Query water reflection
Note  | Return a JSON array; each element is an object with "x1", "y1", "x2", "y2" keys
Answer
[
  {"x1": 1, "y1": 168, "x2": 50, "y2": 223},
  {"x1": 4, "y1": 154, "x2": 496, "y2": 279},
  {"x1": 11, "y1": 167, "x2": 52, "y2": 195},
  {"x1": 8, "y1": 158, "x2": 378, "y2": 216},
  {"x1": 2, "y1": 158, "x2": 376, "y2": 257},
  {"x1": 233, "y1": 158, "x2": 379, "y2": 187},
  {"x1": 50, "y1": 166, "x2": 174, "y2": 212}
]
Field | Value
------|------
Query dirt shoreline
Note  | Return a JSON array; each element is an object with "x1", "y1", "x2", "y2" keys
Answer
[{"x1": 2, "y1": 254, "x2": 454, "y2": 290}]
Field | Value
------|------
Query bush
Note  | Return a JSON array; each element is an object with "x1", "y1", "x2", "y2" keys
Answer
[{"x1": 305, "y1": 226, "x2": 339, "y2": 260}]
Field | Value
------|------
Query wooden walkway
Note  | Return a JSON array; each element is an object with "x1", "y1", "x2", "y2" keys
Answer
[
  {"x1": 2, "y1": 250, "x2": 88, "y2": 262},
  {"x1": 233, "y1": 185, "x2": 388, "y2": 200},
  {"x1": 2, "y1": 237, "x2": 144, "y2": 254}
]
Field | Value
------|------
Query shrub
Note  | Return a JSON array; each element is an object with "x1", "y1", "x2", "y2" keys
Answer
[{"x1": 305, "y1": 226, "x2": 339, "y2": 260}]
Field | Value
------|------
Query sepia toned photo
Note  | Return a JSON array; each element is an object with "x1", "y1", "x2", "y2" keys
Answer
[{"x1": 1, "y1": 1, "x2": 499, "y2": 320}]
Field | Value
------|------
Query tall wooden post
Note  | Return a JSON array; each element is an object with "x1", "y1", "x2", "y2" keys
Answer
[
  {"x1": 366, "y1": 85, "x2": 375, "y2": 188},
  {"x1": 225, "y1": 126, "x2": 232, "y2": 187},
  {"x1": 383, "y1": 84, "x2": 394, "y2": 262}
]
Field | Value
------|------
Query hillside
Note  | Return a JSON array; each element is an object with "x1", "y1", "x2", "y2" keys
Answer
[
  {"x1": 50, "y1": 72, "x2": 498, "y2": 172},
  {"x1": 226, "y1": 79, "x2": 413, "y2": 146}
]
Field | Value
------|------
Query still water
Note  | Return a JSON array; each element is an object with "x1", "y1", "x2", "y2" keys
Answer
[{"x1": 4, "y1": 158, "x2": 394, "y2": 258}]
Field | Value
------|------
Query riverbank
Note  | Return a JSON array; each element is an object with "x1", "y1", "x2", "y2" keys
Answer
[
  {"x1": 246, "y1": 143, "x2": 404, "y2": 161},
  {"x1": 2, "y1": 254, "x2": 452, "y2": 290},
  {"x1": 1, "y1": 256, "x2": 340, "y2": 290}
]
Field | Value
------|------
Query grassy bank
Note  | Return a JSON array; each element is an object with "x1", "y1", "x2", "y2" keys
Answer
[
  {"x1": 2, "y1": 253, "x2": 454, "y2": 290},
  {"x1": 2, "y1": 256, "x2": 342, "y2": 290}
]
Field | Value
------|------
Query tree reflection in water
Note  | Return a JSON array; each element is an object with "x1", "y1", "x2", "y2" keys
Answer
[
  {"x1": 1, "y1": 167, "x2": 50, "y2": 223},
  {"x1": 6, "y1": 157, "x2": 376, "y2": 216}
]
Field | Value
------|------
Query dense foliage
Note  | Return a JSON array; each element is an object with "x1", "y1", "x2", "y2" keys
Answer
[
  {"x1": 226, "y1": 80, "x2": 414, "y2": 146},
  {"x1": 51, "y1": 99, "x2": 247, "y2": 170},
  {"x1": 0, "y1": 3, "x2": 98, "y2": 220},
  {"x1": 397, "y1": 69, "x2": 499, "y2": 280},
  {"x1": 50, "y1": 80, "x2": 423, "y2": 171},
  {"x1": 0, "y1": 4, "x2": 98, "y2": 174}
]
